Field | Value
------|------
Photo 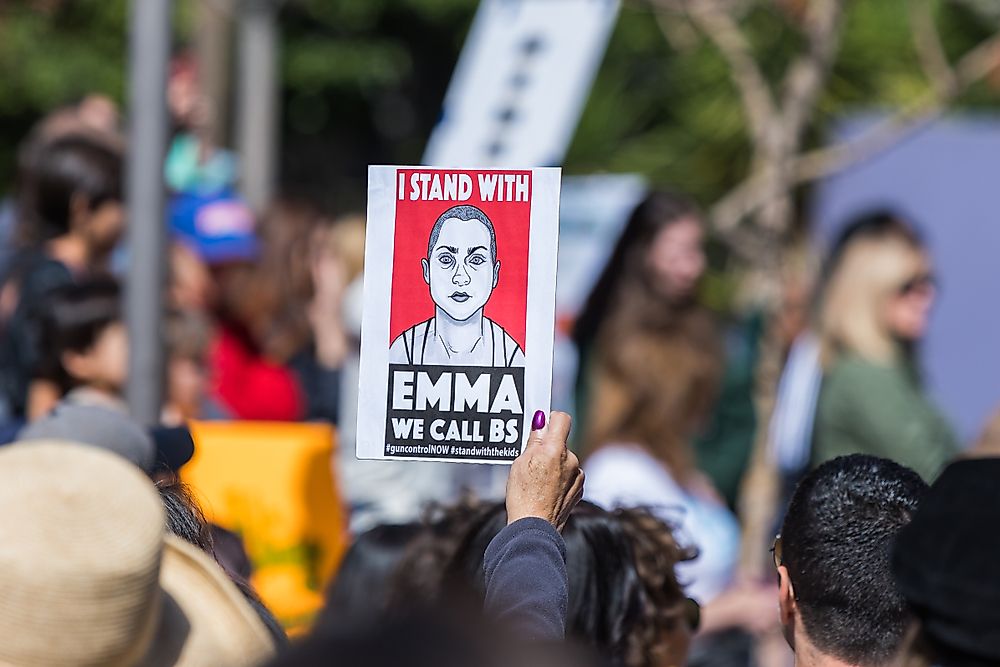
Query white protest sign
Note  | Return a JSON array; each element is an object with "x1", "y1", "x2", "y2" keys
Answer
[
  {"x1": 556, "y1": 174, "x2": 646, "y2": 320},
  {"x1": 423, "y1": 0, "x2": 620, "y2": 167},
  {"x1": 357, "y1": 166, "x2": 561, "y2": 464}
]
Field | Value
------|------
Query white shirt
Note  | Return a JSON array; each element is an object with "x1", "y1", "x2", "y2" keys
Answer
[
  {"x1": 389, "y1": 317, "x2": 525, "y2": 367},
  {"x1": 584, "y1": 444, "x2": 741, "y2": 604}
]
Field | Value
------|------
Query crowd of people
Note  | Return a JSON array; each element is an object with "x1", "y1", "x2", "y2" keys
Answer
[{"x1": 0, "y1": 63, "x2": 996, "y2": 666}]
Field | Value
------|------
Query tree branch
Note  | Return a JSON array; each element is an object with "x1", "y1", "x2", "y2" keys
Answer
[
  {"x1": 909, "y1": 0, "x2": 958, "y2": 97},
  {"x1": 796, "y1": 28, "x2": 1000, "y2": 179},
  {"x1": 711, "y1": 26, "x2": 1000, "y2": 234},
  {"x1": 653, "y1": 5, "x2": 702, "y2": 52},
  {"x1": 653, "y1": 0, "x2": 777, "y2": 146},
  {"x1": 779, "y1": 0, "x2": 844, "y2": 144}
]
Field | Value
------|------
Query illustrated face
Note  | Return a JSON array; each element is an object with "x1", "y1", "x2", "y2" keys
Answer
[{"x1": 422, "y1": 217, "x2": 499, "y2": 322}]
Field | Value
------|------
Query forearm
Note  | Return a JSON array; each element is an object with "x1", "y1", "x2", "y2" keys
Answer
[{"x1": 483, "y1": 517, "x2": 568, "y2": 640}]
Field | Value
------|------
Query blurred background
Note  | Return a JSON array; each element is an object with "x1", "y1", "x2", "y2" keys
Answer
[{"x1": 3, "y1": 0, "x2": 1000, "y2": 651}]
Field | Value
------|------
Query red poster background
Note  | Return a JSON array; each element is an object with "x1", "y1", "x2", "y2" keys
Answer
[{"x1": 389, "y1": 169, "x2": 531, "y2": 351}]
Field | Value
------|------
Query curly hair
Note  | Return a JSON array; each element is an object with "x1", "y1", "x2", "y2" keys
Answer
[
  {"x1": 391, "y1": 500, "x2": 695, "y2": 667},
  {"x1": 613, "y1": 505, "x2": 697, "y2": 667}
]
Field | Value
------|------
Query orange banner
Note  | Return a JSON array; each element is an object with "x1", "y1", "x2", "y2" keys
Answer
[{"x1": 183, "y1": 421, "x2": 349, "y2": 632}]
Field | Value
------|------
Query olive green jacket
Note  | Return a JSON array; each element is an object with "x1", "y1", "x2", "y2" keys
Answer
[{"x1": 812, "y1": 354, "x2": 959, "y2": 481}]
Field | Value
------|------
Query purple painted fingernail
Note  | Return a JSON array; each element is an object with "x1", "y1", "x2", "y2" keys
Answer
[{"x1": 532, "y1": 410, "x2": 546, "y2": 431}]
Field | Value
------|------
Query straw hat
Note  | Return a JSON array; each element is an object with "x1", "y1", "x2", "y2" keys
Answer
[{"x1": 0, "y1": 440, "x2": 275, "y2": 666}]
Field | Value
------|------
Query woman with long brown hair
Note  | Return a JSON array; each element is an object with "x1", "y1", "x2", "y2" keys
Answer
[
  {"x1": 573, "y1": 191, "x2": 773, "y2": 653},
  {"x1": 573, "y1": 191, "x2": 720, "y2": 479}
]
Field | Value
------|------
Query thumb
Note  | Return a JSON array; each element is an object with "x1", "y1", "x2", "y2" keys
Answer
[
  {"x1": 524, "y1": 409, "x2": 547, "y2": 450},
  {"x1": 545, "y1": 411, "x2": 572, "y2": 447}
]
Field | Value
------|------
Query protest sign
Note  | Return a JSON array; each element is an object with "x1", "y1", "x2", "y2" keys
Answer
[
  {"x1": 357, "y1": 166, "x2": 560, "y2": 464},
  {"x1": 423, "y1": 0, "x2": 619, "y2": 167}
]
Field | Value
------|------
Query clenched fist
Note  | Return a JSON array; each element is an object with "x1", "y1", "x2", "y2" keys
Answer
[{"x1": 506, "y1": 411, "x2": 584, "y2": 532}]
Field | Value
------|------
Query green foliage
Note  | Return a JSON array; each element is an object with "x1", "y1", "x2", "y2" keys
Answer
[
  {"x1": 564, "y1": 0, "x2": 1000, "y2": 208},
  {"x1": 0, "y1": 0, "x2": 193, "y2": 189},
  {"x1": 564, "y1": 5, "x2": 755, "y2": 203},
  {"x1": 0, "y1": 2, "x2": 127, "y2": 115},
  {"x1": 0, "y1": 0, "x2": 998, "y2": 211}
]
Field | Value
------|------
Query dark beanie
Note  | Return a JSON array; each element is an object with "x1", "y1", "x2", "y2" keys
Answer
[{"x1": 892, "y1": 457, "x2": 1000, "y2": 664}]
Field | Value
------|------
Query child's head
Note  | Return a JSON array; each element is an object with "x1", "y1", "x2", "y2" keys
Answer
[
  {"x1": 164, "y1": 309, "x2": 213, "y2": 422},
  {"x1": 20, "y1": 135, "x2": 124, "y2": 263},
  {"x1": 38, "y1": 278, "x2": 127, "y2": 395}
]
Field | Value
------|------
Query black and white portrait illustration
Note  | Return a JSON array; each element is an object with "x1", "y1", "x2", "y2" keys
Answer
[{"x1": 389, "y1": 205, "x2": 525, "y2": 368}]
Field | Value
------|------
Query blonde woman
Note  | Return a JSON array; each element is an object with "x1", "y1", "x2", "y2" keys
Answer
[{"x1": 813, "y1": 220, "x2": 957, "y2": 480}]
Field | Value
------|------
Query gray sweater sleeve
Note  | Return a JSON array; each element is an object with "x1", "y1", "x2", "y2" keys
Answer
[{"x1": 482, "y1": 517, "x2": 568, "y2": 640}]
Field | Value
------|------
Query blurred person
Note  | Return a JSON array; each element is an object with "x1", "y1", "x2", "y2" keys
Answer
[
  {"x1": 169, "y1": 241, "x2": 217, "y2": 312},
  {"x1": 573, "y1": 191, "x2": 770, "y2": 662},
  {"x1": 10, "y1": 133, "x2": 124, "y2": 272},
  {"x1": 18, "y1": 401, "x2": 156, "y2": 472},
  {"x1": 891, "y1": 457, "x2": 1000, "y2": 667},
  {"x1": 397, "y1": 436, "x2": 699, "y2": 667},
  {"x1": 776, "y1": 454, "x2": 928, "y2": 667},
  {"x1": 74, "y1": 93, "x2": 121, "y2": 134},
  {"x1": 165, "y1": 52, "x2": 238, "y2": 196},
  {"x1": 19, "y1": 405, "x2": 196, "y2": 489},
  {"x1": 279, "y1": 410, "x2": 586, "y2": 667},
  {"x1": 169, "y1": 190, "x2": 306, "y2": 421},
  {"x1": 33, "y1": 277, "x2": 127, "y2": 409},
  {"x1": 162, "y1": 308, "x2": 231, "y2": 424},
  {"x1": 157, "y1": 478, "x2": 288, "y2": 649},
  {"x1": 735, "y1": 252, "x2": 814, "y2": 583},
  {"x1": 318, "y1": 522, "x2": 424, "y2": 627},
  {"x1": 18, "y1": 403, "x2": 196, "y2": 484},
  {"x1": 169, "y1": 195, "x2": 368, "y2": 423},
  {"x1": 813, "y1": 213, "x2": 957, "y2": 480},
  {"x1": 261, "y1": 203, "x2": 358, "y2": 423},
  {"x1": 573, "y1": 189, "x2": 760, "y2": 510},
  {"x1": 266, "y1": 611, "x2": 600, "y2": 667},
  {"x1": 301, "y1": 214, "x2": 366, "y2": 419},
  {"x1": 0, "y1": 95, "x2": 121, "y2": 280},
  {"x1": 15, "y1": 280, "x2": 195, "y2": 473},
  {"x1": 769, "y1": 212, "x2": 926, "y2": 489},
  {"x1": 573, "y1": 190, "x2": 721, "y2": 465},
  {"x1": 398, "y1": 499, "x2": 698, "y2": 667},
  {"x1": 0, "y1": 440, "x2": 275, "y2": 665},
  {"x1": 0, "y1": 135, "x2": 124, "y2": 423},
  {"x1": 4, "y1": 278, "x2": 131, "y2": 445},
  {"x1": 741, "y1": 211, "x2": 929, "y2": 581},
  {"x1": 334, "y1": 412, "x2": 582, "y2": 636}
]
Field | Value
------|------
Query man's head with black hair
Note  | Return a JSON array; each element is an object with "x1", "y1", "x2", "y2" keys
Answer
[
  {"x1": 777, "y1": 454, "x2": 928, "y2": 667},
  {"x1": 18, "y1": 135, "x2": 125, "y2": 262}
]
